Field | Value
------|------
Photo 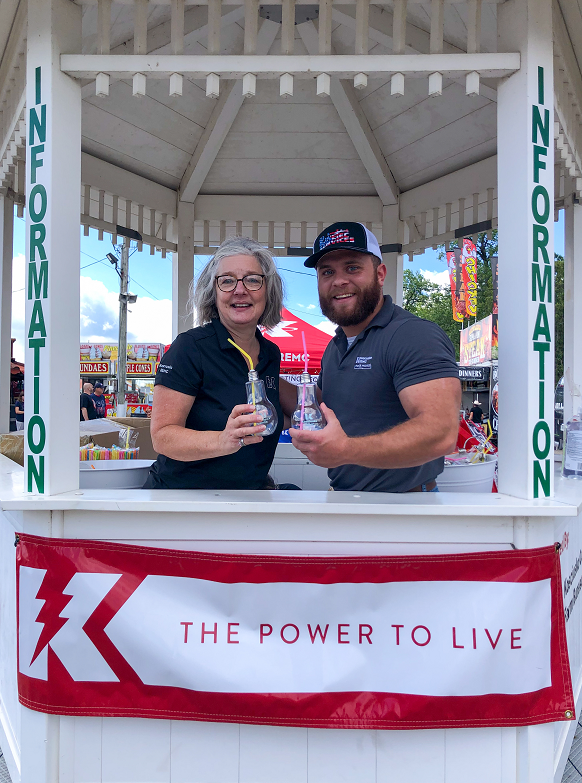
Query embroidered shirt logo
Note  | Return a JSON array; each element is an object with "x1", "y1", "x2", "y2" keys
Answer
[{"x1": 354, "y1": 356, "x2": 372, "y2": 370}]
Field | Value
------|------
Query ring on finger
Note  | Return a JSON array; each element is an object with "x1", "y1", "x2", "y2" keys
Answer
[{"x1": 238, "y1": 437, "x2": 246, "y2": 448}]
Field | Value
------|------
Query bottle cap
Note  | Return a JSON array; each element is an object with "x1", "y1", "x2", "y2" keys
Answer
[
  {"x1": 248, "y1": 369, "x2": 259, "y2": 381},
  {"x1": 300, "y1": 372, "x2": 311, "y2": 384}
]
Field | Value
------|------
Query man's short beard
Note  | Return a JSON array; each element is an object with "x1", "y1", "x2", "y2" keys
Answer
[{"x1": 320, "y1": 280, "x2": 383, "y2": 327}]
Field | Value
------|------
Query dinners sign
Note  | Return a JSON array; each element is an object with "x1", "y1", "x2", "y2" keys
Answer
[{"x1": 17, "y1": 535, "x2": 573, "y2": 729}]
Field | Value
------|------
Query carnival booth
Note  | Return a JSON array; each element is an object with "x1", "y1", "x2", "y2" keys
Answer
[
  {"x1": 2, "y1": 0, "x2": 582, "y2": 782},
  {"x1": 80, "y1": 343, "x2": 163, "y2": 416}
]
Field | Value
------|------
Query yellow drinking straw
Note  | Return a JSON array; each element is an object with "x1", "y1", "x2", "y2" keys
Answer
[{"x1": 227, "y1": 338, "x2": 256, "y2": 406}]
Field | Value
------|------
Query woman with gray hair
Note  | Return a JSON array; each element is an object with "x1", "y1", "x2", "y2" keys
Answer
[{"x1": 144, "y1": 237, "x2": 296, "y2": 490}]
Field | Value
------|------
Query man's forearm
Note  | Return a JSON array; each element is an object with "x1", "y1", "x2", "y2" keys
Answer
[
  {"x1": 347, "y1": 415, "x2": 457, "y2": 470},
  {"x1": 81, "y1": 408, "x2": 89, "y2": 421}
]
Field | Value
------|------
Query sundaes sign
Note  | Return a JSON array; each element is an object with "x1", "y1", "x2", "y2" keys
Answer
[{"x1": 17, "y1": 535, "x2": 573, "y2": 729}]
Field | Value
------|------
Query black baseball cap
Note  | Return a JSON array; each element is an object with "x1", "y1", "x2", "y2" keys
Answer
[
  {"x1": 304, "y1": 221, "x2": 382, "y2": 268},
  {"x1": 94, "y1": 382, "x2": 104, "y2": 389}
]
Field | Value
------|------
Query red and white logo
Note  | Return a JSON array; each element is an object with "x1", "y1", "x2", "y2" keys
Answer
[{"x1": 16, "y1": 535, "x2": 574, "y2": 729}]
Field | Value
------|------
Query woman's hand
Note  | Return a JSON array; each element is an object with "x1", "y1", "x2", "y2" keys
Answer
[
  {"x1": 151, "y1": 386, "x2": 265, "y2": 461},
  {"x1": 218, "y1": 404, "x2": 266, "y2": 454}
]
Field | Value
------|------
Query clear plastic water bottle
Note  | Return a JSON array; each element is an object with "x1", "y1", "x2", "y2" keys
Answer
[
  {"x1": 246, "y1": 370, "x2": 278, "y2": 436},
  {"x1": 563, "y1": 407, "x2": 582, "y2": 479},
  {"x1": 292, "y1": 372, "x2": 326, "y2": 431}
]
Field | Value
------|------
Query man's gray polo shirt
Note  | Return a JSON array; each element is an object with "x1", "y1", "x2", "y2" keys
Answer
[{"x1": 317, "y1": 296, "x2": 459, "y2": 492}]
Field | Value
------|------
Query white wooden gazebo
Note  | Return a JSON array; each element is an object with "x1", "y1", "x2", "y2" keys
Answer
[{"x1": 0, "y1": 0, "x2": 582, "y2": 781}]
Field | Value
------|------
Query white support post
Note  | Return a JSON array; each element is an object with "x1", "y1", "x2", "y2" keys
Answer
[
  {"x1": 382, "y1": 204, "x2": 403, "y2": 306},
  {"x1": 564, "y1": 200, "x2": 582, "y2": 423},
  {"x1": 207, "y1": 0, "x2": 222, "y2": 55},
  {"x1": 319, "y1": 0, "x2": 333, "y2": 55},
  {"x1": 497, "y1": 0, "x2": 554, "y2": 499},
  {"x1": 281, "y1": 0, "x2": 295, "y2": 55},
  {"x1": 0, "y1": 194, "x2": 13, "y2": 434},
  {"x1": 392, "y1": 0, "x2": 407, "y2": 55},
  {"x1": 244, "y1": 0, "x2": 259, "y2": 55},
  {"x1": 25, "y1": 0, "x2": 82, "y2": 495},
  {"x1": 172, "y1": 201, "x2": 195, "y2": 338}
]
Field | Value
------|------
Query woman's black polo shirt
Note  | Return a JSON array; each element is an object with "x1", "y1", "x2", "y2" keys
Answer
[{"x1": 146, "y1": 319, "x2": 283, "y2": 489}]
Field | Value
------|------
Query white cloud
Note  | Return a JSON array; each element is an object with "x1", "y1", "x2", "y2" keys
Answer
[
  {"x1": 314, "y1": 319, "x2": 337, "y2": 336},
  {"x1": 420, "y1": 269, "x2": 449, "y2": 288},
  {"x1": 297, "y1": 302, "x2": 316, "y2": 310},
  {"x1": 9, "y1": 266, "x2": 172, "y2": 363},
  {"x1": 79, "y1": 276, "x2": 172, "y2": 345}
]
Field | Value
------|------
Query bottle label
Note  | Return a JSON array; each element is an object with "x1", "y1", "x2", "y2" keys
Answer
[{"x1": 565, "y1": 431, "x2": 582, "y2": 472}]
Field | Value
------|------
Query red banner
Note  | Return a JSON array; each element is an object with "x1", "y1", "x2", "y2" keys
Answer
[
  {"x1": 446, "y1": 239, "x2": 478, "y2": 323},
  {"x1": 17, "y1": 535, "x2": 573, "y2": 730}
]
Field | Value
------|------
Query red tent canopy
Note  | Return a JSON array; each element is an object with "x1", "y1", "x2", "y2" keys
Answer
[{"x1": 262, "y1": 308, "x2": 333, "y2": 373}]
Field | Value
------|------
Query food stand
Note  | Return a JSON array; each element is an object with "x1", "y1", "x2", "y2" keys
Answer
[
  {"x1": 80, "y1": 343, "x2": 163, "y2": 415},
  {"x1": 1, "y1": 0, "x2": 582, "y2": 781}
]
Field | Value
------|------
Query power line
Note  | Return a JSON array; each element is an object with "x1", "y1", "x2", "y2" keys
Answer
[
  {"x1": 277, "y1": 266, "x2": 316, "y2": 278},
  {"x1": 288, "y1": 307, "x2": 325, "y2": 321},
  {"x1": 128, "y1": 276, "x2": 160, "y2": 301}
]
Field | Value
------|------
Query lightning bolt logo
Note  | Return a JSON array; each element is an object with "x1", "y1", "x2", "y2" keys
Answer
[{"x1": 30, "y1": 571, "x2": 73, "y2": 665}]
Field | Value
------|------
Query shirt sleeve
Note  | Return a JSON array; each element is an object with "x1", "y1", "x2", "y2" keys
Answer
[
  {"x1": 386, "y1": 318, "x2": 459, "y2": 395},
  {"x1": 154, "y1": 333, "x2": 203, "y2": 397}
]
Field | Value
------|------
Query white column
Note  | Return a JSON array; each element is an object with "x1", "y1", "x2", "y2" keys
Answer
[
  {"x1": 381, "y1": 204, "x2": 404, "y2": 306},
  {"x1": 496, "y1": 0, "x2": 554, "y2": 499},
  {"x1": 563, "y1": 200, "x2": 582, "y2": 423},
  {"x1": 25, "y1": 0, "x2": 82, "y2": 495},
  {"x1": 172, "y1": 200, "x2": 195, "y2": 338},
  {"x1": 0, "y1": 195, "x2": 14, "y2": 434}
]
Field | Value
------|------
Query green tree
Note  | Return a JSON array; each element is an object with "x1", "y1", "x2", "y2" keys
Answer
[
  {"x1": 403, "y1": 231, "x2": 497, "y2": 359},
  {"x1": 402, "y1": 269, "x2": 439, "y2": 311},
  {"x1": 403, "y1": 232, "x2": 565, "y2": 377}
]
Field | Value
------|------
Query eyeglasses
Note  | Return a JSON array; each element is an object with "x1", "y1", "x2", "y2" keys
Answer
[{"x1": 215, "y1": 274, "x2": 265, "y2": 292}]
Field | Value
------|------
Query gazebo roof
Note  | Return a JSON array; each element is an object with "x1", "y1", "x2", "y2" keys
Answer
[
  {"x1": 76, "y1": 3, "x2": 499, "y2": 197},
  {"x1": 0, "y1": 0, "x2": 581, "y2": 258}
]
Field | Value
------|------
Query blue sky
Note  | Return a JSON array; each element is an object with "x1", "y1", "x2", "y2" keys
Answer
[{"x1": 10, "y1": 210, "x2": 566, "y2": 362}]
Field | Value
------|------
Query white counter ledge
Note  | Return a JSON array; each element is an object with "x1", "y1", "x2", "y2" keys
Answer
[
  {"x1": 2, "y1": 457, "x2": 582, "y2": 783},
  {"x1": 0, "y1": 454, "x2": 578, "y2": 554}
]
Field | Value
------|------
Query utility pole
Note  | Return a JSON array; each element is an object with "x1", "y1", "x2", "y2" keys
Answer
[
  {"x1": 107, "y1": 227, "x2": 140, "y2": 417},
  {"x1": 117, "y1": 236, "x2": 130, "y2": 416}
]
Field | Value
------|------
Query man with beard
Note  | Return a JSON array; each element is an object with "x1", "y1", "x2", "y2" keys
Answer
[{"x1": 289, "y1": 222, "x2": 461, "y2": 493}]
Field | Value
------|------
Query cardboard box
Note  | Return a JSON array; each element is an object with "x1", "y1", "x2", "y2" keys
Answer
[
  {"x1": 0, "y1": 419, "x2": 158, "y2": 468},
  {"x1": 107, "y1": 417, "x2": 157, "y2": 460}
]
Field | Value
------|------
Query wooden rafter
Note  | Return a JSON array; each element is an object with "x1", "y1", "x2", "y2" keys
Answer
[
  {"x1": 297, "y1": 20, "x2": 397, "y2": 207},
  {"x1": 178, "y1": 20, "x2": 280, "y2": 204},
  {"x1": 63, "y1": 52, "x2": 520, "y2": 80}
]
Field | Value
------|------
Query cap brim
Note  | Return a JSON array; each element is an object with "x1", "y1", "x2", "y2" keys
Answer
[{"x1": 304, "y1": 244, "x2": 374, "y2": 268}]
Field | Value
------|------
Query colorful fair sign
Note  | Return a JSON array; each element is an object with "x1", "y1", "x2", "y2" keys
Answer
[
  {"x1": 460, "y1": 315, "x2": 493, "y2": 366},
  {"x1": 80, "y1": 362, "x2": 112, "y2": 376},
  {"x1": 17, "y1": 535, "x2": 574, "y2": 730}
]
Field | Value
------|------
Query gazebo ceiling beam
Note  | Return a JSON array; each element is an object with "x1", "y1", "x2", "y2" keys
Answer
[
  {"x1": 331, "y1": 5, "x2": 498, "y2": 101},
  {"x1": 399, "y1": 155, "x2": 497, "y2": 220},
  {"x1": 81, "y1": 5, "x2": 245, "y2": 97},
  {"x1": 297, "y1": 20, "x2": 398, "y2": 206},
  {"x1": 179, "y1": 19, "x2": 280, "y2": 204},
  {"x1": 73, "y1": 0, "x2": 509, "y2": 5},
  {"x1": 553, "y1": 2, "x2": 582, "y2": 147},
  {"x1": 62, "y1": 52, "x2": 520, "y2": 79},
  {"x1": 81, "y1": 153, "x2": 177, "y2": 217}
]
